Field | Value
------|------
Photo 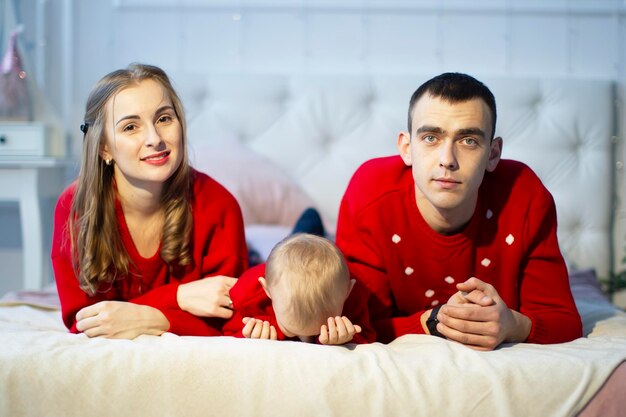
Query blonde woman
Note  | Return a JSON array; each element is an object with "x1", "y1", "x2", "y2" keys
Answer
[{"x1": 51, "y1": 63, "x2": 248, "y2": 339}]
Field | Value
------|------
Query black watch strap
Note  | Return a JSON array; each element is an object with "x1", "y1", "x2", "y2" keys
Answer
[{"x1": 426, "y1": 304, "x2": 445, "y2": 338}]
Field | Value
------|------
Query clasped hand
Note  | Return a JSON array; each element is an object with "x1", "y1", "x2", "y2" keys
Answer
[{"x1": 436, "y1": 277, "x2": 531, "y2": 350}]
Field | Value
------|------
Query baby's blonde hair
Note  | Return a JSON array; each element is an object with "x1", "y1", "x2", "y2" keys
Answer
[{"x1": 265, "y1": 234, "x2": 350, "y2": 327}]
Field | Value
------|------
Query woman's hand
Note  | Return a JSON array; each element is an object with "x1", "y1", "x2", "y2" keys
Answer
[
  {"x1": 75, "y1": 301, "x2": 169, "y2": 339},
  {"x1": 176, "y1": 276, "x2": 237, "y2": 319}
]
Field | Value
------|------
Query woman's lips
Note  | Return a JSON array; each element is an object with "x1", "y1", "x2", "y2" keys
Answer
[{"x1": 141, "y1": 150, "x2": 171, "y2": 165}]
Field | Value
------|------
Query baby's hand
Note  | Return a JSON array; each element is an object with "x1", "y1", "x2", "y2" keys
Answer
[
  {"x1": 242, "y1": 317, "x2": 278, "y2": 340},
  {"x1": 319, "y1": 316, "x2": 362, "y2": 345}
]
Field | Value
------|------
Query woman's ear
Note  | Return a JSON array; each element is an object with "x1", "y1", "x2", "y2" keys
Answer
[
  {"x1": 258, "y1": 277, "x2": 271, "y2": 299},
  {"x1": 99, "y1": 142, "x2": 112, "y2": 163},
  {"x1": 397, "y1": 131, "x2": 412, "y2": 166},
  {"x1": 486, "y1": 137, "x2": 503, "y2": 172}
]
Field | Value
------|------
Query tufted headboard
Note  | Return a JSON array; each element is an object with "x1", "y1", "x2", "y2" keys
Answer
[{"x1": 176, "y1": 74, "x2": 617, "y2": 280}]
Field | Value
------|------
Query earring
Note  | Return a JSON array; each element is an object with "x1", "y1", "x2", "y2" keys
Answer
[{"x1": 105, "y1": 158, "x2": 112, "y2": 166}]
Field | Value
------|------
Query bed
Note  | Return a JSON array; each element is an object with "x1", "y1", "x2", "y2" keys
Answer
[{"x1": 1, "y1": 74, "x2": 625, "y2": 417}]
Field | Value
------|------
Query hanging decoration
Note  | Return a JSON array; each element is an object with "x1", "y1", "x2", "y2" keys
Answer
[{"x1": 0, "y1": 28, "x2": 31, "y2": 121}]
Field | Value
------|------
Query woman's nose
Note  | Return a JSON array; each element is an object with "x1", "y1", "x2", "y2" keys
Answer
[{"x1": 145, "y1": 124, "x2": 164, "y2": 148}]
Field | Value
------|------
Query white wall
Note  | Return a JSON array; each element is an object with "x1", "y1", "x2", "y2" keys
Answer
[{"x1": 1, "y1": 0, "x2": 625, "y2": 292}]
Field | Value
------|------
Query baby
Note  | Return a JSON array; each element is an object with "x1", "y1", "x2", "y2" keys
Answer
[{"x1": 222, "y1": 233, "x2": 375, "y2": 344}]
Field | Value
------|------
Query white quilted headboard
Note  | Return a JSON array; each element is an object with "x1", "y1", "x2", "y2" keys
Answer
[{"x1": 176, "y1": 74, "x2": 617, "y2": 279}]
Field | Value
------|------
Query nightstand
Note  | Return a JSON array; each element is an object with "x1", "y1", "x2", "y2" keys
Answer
[
  {"x1": 0, "y1": 122, "x2": 49, "y2": 157},
  {"x1": 0, "y1": 122, "x2": 69, "y2": 290}
]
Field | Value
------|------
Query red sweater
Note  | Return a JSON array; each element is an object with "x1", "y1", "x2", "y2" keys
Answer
[
  {"x1": 51, "y1": 169, "x2": 248, "y2": 336},
  {"x1": 222, "y1": 264, "x2": 376, "y2": 344},
  {"x1": 336, "y1": 156, "x2": 582, "y2": 344}
]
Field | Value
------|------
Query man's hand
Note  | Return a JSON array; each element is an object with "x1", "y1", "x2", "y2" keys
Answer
[
  {"x1": 75, "y1": 301, "x2": 169, "y2": 339},
  {"x1": 177, "y1": 276, "x2": 237, "y2": 319},
  {"x1": 241, "y1": 317, "x2": 278, "y2": 340},
  {"x1": 319, "y1": 316, "x2": 362, "y2": 345},
  {"x1": 437, "y1": 277, "x2": 532, "y2": 350}
]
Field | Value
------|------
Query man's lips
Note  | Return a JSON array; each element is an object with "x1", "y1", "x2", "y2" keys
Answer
[
  {"x1": 433, "y1": 177, "x2": 461, "y2": 189},
  {"x1": 434, "y1": 177, "x2": 460, "y2": 184}
]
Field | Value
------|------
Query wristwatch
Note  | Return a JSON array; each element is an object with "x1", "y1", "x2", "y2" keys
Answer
[{"x1": 426, "y1": 304, "x2": 445, "y2": 338}]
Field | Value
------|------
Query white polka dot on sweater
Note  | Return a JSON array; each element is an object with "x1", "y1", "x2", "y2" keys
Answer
[
  {"x1": 405, "y1": 267, "x2": 414, "y2": 275},
  {"x1": 431, "y1": 300, "x2": 440, "y2": 307},
  {"x1": 506, "y1": 234, "x2": 515, "y2": 245},
  {"x1": 486, "y1": 209, "x2": 493, "y2": 219},
  {"x1": 481, "y1": 258, "x2": 491, "y2": 267},
  {"x1": 425, "y1": 289, "x2": 435, "y2": 298},
  {"x1": 444, "y1": 276, "x2": 455, "y2": 284},
  {"x1": 392, "y1": 234, "x2": 401, "y2": 244}
]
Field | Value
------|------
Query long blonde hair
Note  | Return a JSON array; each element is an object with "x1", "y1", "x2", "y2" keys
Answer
[{"x1": 69, "y1": 63, "x2": 192, "y2": 295}]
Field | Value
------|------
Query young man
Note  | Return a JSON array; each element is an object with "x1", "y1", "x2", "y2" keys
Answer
[{"x1": 335, "y1": 72, "x2": 582, "y2": 350}]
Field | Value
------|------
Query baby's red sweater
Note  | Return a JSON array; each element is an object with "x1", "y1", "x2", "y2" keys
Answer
[
  {"x1": 51, "y1": 169, "x2": 248, "y2": 336},
  {"x1": 336, "y1": 156, "x2": 582, "y2": 344},
  {"x1": 223, "y1": 264, "x2": 376, "y2": 344}
]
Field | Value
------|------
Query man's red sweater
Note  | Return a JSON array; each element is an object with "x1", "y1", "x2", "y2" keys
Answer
[
  {"x1": 223, "y1": 264, "x2": 376, "y2": 344},
  {"x1": 336, "y1": 156, "x2": 582, "y2": 344},
  {"x1": 51, "y1": 169, "x2": 248, "y2": 336}
]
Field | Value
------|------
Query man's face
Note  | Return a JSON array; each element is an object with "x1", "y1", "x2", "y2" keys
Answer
[{"x1": 399, "y1": 94, "x2": 501, "y2": 230}]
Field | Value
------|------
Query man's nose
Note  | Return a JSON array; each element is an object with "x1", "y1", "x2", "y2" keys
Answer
[{"x1": 439, "y1": 141, "x2": 458, "y2": 170}]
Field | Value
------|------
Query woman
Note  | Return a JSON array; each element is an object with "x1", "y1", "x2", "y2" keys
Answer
[{"x1": 51, "y1": 63, "x2": 248, "y2": 338}]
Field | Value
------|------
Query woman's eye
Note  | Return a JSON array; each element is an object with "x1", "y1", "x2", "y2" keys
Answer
[
  {"x1": 158, "y1": 114, "x2": 173, "y2": 123},
  {"x1": 122, "y1": 124, "x2": 136, "y2": 132}
]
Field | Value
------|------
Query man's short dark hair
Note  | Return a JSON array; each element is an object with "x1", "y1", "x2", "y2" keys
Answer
[{"x1": 408, "y1": 72, "x2": 497, "y2": 139}]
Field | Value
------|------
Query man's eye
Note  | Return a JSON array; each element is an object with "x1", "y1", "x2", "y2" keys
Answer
[
  {"x1": 423, "y1": 135, "x2": 436, "y2": 143},
  {"x1": 462, "y1": 137, "x2": 477, "y2": 146}
]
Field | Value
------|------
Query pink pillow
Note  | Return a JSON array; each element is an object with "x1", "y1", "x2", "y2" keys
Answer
[{"x1": 189, "y1": 140, "x2": 314, "y2": 227}]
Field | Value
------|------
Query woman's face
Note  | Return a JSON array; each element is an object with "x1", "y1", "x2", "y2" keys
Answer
[{"x1": 100, "y1": 78, "x2": 183, "y2": 195}]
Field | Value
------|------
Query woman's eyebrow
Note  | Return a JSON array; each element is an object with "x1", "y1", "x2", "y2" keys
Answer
[
  {"x1": 115, "y1": 105, "x2": 175, "y2": 126},
  {"x1": 155, "y1": 105, "x2": 175, "y2": 114},
  {"x1": 115, "y1": 114, "x2": 139, "y2": 126}
]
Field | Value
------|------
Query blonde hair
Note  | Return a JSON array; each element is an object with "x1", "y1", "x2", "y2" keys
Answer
[
  {"x1": 69, "y1": 63, "x2": 192, "y2": 295},
  {"x1": 265, "y1": 234, "x2": 350, "y2": 327}
]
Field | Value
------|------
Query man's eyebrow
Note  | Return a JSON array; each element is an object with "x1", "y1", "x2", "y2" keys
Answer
[
  {"x1": 415, "y1": 125, "x2": 444, "y2": 135},
  {"x1": 457, "y1": 128, "x2": 486, "y2": 138}
]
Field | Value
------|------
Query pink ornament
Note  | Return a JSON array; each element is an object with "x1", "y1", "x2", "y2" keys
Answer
[{"x1": 0, "y1": 30, "x2": 31, "y2": 121}]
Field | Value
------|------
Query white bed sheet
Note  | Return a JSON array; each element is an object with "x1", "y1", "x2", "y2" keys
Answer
[{"x1": 1, "y1": 297, "x2": 625, "y2": 417}]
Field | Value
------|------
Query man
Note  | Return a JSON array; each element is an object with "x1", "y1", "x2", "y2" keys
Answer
[{"x1": 335, "y1": 72, "x2": 582, "y2": 350}]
